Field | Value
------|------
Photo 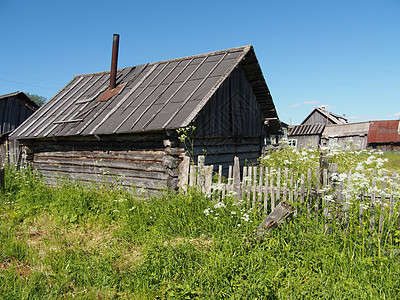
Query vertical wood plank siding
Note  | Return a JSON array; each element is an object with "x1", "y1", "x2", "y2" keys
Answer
[{"x1": 191, "y1": 65, "x2": 264, "y2": 172}]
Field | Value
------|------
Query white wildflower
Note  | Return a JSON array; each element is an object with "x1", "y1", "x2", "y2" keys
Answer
[
  {"x1": 214, "y1": 202, "x2": 226, "y2": 209},
  {"x1": 241, "y1": 213, "x2": 250, "y2": 222}
]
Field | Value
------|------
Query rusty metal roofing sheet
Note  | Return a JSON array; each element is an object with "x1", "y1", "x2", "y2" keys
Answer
[
  {"x1": 11, "y1": 45, "x2": 279, "y2": 140},
  {"x1": 288, "y1": 123, "x2": 325, "y2": 136},
  {"x1": 368, "y1": 120, "x2": 400, "y2": 143}
]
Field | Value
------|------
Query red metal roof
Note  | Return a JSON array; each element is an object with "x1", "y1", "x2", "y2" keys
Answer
[{"x1": 368, "y1": 120, "x2": 400, "y2": 143}]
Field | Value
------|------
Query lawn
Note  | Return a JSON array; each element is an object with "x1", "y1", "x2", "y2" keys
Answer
[{"x1": 1, "y1": 149, "x2": 400, "y2": 299}]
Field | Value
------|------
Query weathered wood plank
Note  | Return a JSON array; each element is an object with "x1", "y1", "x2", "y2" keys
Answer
[
  {"x1": 379, "y1": 176, "x2": 387, "y2": 235},
  {"x1": 249, "y1": 201, "x2": 294, "y2": 242},
  {"x1": 178, "y1": 156, "x2": 190, "y2": 192},
  {"x1": 34, "y1": 156, "x2": 166, "y2": 172},
  {"x1": 35, "y1": 150, "x2": 165, "y2": 161},
  {"x1": 0, "y1": 168, "x2": 4, "y2": 193},
  {"x1": 233, "y1": 156, "x2": 241, "y2": 198}
]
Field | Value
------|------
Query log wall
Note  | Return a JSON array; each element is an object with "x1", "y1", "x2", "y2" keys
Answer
[{"x1": 23, "y1": 132, "x2": 181, "y2": 193}]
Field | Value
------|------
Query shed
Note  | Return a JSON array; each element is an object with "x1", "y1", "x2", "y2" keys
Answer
[
  {"x1": 368, "y1": 120, "x2": 400, "y2": 151},
  {"x1": 0, "y1": 92, "x2": 39, "y2": 164},
  {"x1": 287, "y1": 123, "x2": 325, "y2": 148},
  {"x1": 321, "y1": 122, "x2": 370, "y2": 149},
  {"x1": 10, "y1": 44, "x2": 280, "y2": 192}
]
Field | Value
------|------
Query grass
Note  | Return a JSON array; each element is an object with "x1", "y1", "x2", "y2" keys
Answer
[{"x1": 1, "y1": 152, "x2": 400, "y2": 299}]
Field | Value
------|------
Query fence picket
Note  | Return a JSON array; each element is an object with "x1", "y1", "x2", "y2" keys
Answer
[
  {"x1": 264, "y1": 167, "x2": 269, "y2": 213},
  {"x1": 379, "y1": 176, "x2": 387, "y2": 235},
  {"x1": 180, "y1": 155, "x2": 399, "y2": 234}
]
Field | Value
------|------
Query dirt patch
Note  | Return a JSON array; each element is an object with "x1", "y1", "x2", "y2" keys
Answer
[{"x1": 0, "y1": 257, "x2": 32, "y2": 277}]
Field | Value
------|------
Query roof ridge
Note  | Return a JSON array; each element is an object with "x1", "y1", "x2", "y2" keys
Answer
[{"x1": 73, "y1": 45, "x2": 252, "y2": 79}]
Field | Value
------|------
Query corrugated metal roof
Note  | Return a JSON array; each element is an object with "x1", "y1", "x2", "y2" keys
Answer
[
  {"x1": 11, "y1": 45, "x2": 279, "y2": 140},
  {"x1": 322, "y1": 122, "x2": 370, "y2": 138},
  {"x1": 288, "y1": 123, "x2": 326, "y2": 136},
  {"x1": 368, "y1": 120, "x2": 400, "y2": 143}
]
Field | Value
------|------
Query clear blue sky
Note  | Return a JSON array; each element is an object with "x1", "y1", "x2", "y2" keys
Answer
[{"x1": 1, "y1": 0, "x2": 399, "y2": 124}]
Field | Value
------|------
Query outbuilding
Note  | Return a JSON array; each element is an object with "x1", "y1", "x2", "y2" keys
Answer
[
  {"x1": 10, "y1": 41, "x2": 281, "y2": 192},
  {"x1": 0, "y1": 91, "x2": 39, "y2": 165}
]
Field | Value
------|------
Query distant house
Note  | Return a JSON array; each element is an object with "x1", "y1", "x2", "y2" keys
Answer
[
  {"x1": 288, "y1": 107, "x2": 347, "y2": 148},
  {"x1": 287, "y1": 123, "x2": 325, "y2": 148},
  {"x1": 321, "y1": 122, "x2": 370, "y2": 149},
  {"x1": 10, "y1": 44, "x2": 281, "y2": 192},
  {"x1": 0, "y1": 92, "x2": 39, "y2": 165},
  {"x1": 301, "y1": 107, "x2": 348, "y2": 125},
  {"x1": 367, "y1": 120, "x2": 400, "y2": 151}
]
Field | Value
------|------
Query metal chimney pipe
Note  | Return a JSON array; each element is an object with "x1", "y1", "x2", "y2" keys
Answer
[{"x1": 110, "y1": 34, "x2": 119, "y2": 90}]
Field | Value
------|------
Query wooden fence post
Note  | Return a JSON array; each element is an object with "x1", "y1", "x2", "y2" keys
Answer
[
  {"x1": 233, "y1": 156, "x2": 241, "y2": 198},
  {"x1": 178, "y1": 156, "x2": 190, "y2": 193},
  {"x1": 0, "y1": 167, "x2": 5, "y2": 193}
]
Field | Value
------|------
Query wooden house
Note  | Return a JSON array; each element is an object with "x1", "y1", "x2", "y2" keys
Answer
[
  {"x1": 301, "y1": 107, "x2": 348, "y2": 125},
  {"x1": 10, "y1": 42, "x2": 281, "y2": 192},
  {"x1": 287, "y1": 107, "x2": 348, "y2": 148},
  {"x1": 320, "y1": 122, "x2": 370, "y2": 149},
  {"x1": 0, "y1": 92, "x2": 39, "y2": 165}
]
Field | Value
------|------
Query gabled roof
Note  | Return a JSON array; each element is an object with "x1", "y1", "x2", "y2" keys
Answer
[
  {"x1": 11, "y1": 45, "x2": 279, "y2": 140},
  {"x1": 0, "y1": 91, "x2": 38, "y2": 109},
  {"x1": 0, "y1": 91, "x2": 39, "y2": 137},
  {"x1": 301, "y1": 107, "x2": 348, "y2": 125}
]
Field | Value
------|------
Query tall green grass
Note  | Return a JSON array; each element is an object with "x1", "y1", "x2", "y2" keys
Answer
[{"x1": 1, "y1": 163, "x2": 400, "y2": 299}]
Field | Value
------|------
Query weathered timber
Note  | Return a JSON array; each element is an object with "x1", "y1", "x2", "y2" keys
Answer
[
  {"x1": 0, "y1": 167, "x2": 4, "y2": 193},
  {"x1": 247, "y1": 201, "x2": 294, "y2": 244}
]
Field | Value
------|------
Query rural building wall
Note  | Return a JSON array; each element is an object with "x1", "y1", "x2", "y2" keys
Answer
[
  {"x1": 24, "y1": 132, "x2": 179, "y2": 193},
  {"x1": 191, "y1": 66, "x2": 264, "y2": 171}
]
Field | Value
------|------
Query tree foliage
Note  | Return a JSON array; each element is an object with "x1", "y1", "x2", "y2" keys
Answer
[{"x1": 25, "y1": 92, "x2": 47, "y2": 106}]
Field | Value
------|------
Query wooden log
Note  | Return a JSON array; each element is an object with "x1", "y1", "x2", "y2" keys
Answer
[{"x1": 247, "y1": 201, "x2": 294, "y2": 243}]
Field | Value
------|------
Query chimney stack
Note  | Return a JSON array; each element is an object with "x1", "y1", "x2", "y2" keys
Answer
[
  {"x1": 96, "y1": 34, "x2": 123, "y2": 102},
  {"x1": 110, "y1": 34, "x2": 120, "y2": 90}
]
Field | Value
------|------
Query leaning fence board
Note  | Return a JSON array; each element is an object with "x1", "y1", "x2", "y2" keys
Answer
[{"x1": 250, "y1": 201, "x2": 294, "y2": 242}]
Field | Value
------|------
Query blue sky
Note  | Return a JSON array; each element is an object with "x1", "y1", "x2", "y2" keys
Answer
[{"x1": 1, "y1": 0, "x2": 399, "y2": 124}]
